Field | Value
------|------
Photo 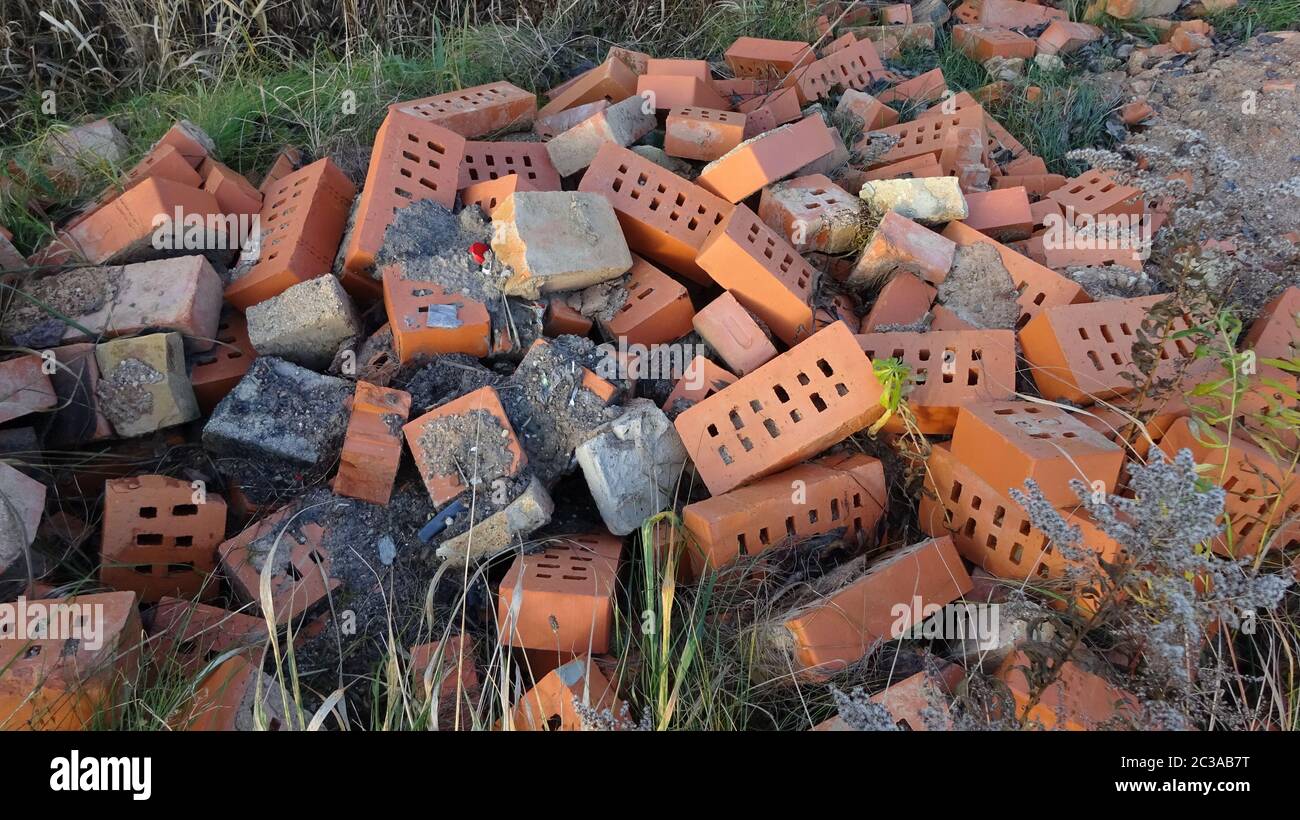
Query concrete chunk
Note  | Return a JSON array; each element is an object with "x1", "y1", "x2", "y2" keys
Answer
[
  {"x1": 577, "y1": 399, "x2": 688, "y2": 535},
  {"x1": 493, "y1": 192, "x2": 633, "y2": 297},
  {"x1": 436, "y1": 476, "x2": 554, "y2": 565},
  {"x1": 246, "y1": 274, "x2": 361, "y2": 370},
  {"x1": 94, "y1": 332, "x2": 199, "y2": 437},
  {"x1": 859, "y1": 177, "x2": 968, "y2": 224},
  {"x1": 0, "y1": 462, "x2": 45, "y2": 577}
]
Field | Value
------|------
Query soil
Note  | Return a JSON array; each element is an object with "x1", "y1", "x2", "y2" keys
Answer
[
  {"x1": 936, "y1": 243, "x2": 1020, "y2": 329},
  {"x1": 414, "y1": 407, "x2": 527, "y2": 514},
  {"x1": 375, "y1": 200, "x2": 507, "y2": 305},
  {"x1": 395, "y1": 353, "x2": 503, "y2": 414}
]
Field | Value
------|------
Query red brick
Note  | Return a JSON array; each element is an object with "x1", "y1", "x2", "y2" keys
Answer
[
  {"x1": 170, "y1": 655, "x2": 286, "y2": 730},
  {"x1": 147, "y1": 596, "x2": 268, "y2": 678},
  {"x1": 1037, "y1": 20, "x2": 1103, "y2": 55},
  {"x1": 410, "y1": 634, "x2": 479, "y2": 714},
  {"x1": 1243, "y1": 286, "x2": 1298, "y2": 360},
  {"x1": 856, "y1": 155, "x2": 944, "y2": 183},
  {"x1": 381, "y1": 262, "x2": 491, "y2": 361},
  {"x1": 153, "y1": 122, "x2": 211, "y2": 168},
  {"x1": 332, "y1": 381, "x2": 412, "y2": 506},
  {"x1": 225, "y1": 157, "x2": 356, "y2": 310},
  {"x1": 258, "y1": 147, "x2": 301, "y2": 194},
  {"x1": 646, "y1": 58, "x2": 710, "y2": 80},
  {"x1": 0, "y1": 353, "x2": 57, "y2": 424},
  {"x1": 869, "y1": 106, "x2": 986, "y2": 169},
  {"x1": 860, "y1": 271, "x2": 937, "y2": 331},
  {"x1": 538, "y1": 59, "x2": 639, "y2": 119},
  {"x1": 836, "y1": 89, "x2": 899, "y2": 133},
  {"x1": 757, "y1": 173, "x2": 861, "y2": 254},
  {"x1": 599, "y1": 256, "x2": 694, "y2": 346},
  {"x1": 695, "y1": 204, "x2": 818, "y2": 345},
  {"x1": 875, "y1": 67, "x2": 947, "y2": 106},
  {"x1": 954, "y1": 25, "x2": 1036, "y2": 61},
  {"x1": 402, "y1": 386, "x2": 527, "y2": 506},
  {"x1": 1157, "y1": 417, "x2": 1300, "y2": 557},
  {"x1": 997, "y1": 650, "x2": 1140, "y2": 730},
  {"x1": 661, "y1": 355, "x2": 737, "y2": 413},
  {"x1": 340, "y1": 110, "x2": 465, "y2": 278},
  {"x1": 855, "y1": 329, "x2": 1017, "y2": 433},
  {"x1": 533, "y1": 99, "x2": 609, "y2": 139},
  {"x1": 218, "y1": 506, "x2": 342, "y2": 622},
  {"x1": 1006, "y1": 154, "x2": 1049, "y2": 176},
  {"x1": 664, "y1": 107, "x2": 747, "y2": 161},
  {"x1": 724, "y1": 37, "x2": 815, "y2": 78},
  {"x1": 1018, "y1": 295, "x2": 1193, "y2": 404},
  {"x1": 780, "y1": 536, "x2": 972, "y2": 677},
  {"x1": 397, "y1": 81, "x2": 536, "y2": 137},
  {"x1": 961, "y1": 186, "x2": 1033, "y2": 240},
  {"x1": 497, "y1": 533, "x2": 623, "y2": 653},
  {"x1": 636, "y1": 74, "x2": 728, "y2": 112},
  {"x1": 460, "y1": 172, "x2": 539, "y2": 218},
  {"x1": 787, "y1": 36, "x2": 886, "y2": 102},
  {"x1": 0, "y1": 591, "x2": 142, "y2": 729},
  {"x1": 852, "y1": 211, "x2": 956, "y2": 287},
  {"x1": 880, "y1": 3, "x2": 913, "y2": 23},
  {"x1": 692, "y1": 291, "x2": 778, "y2": 375},
  {"x1": 978, "y1": 0, "x2": 1067, "y2": 27},
  {"x1": 190, "y1": 311, "x2": 257, "y2": 414},
  {"x1": 696, "y1": 115, "x2": 836, "y2": 203},
  {"x1": 1047, "y1": 169, "x2": 1144, "y2": 220},
  {"x1": 507, "y1": 655, "x2": 624, "y2": 730},
  {"x1": 543, "y1": 299, "x2": 594, "y2": 337},
  {"x1": 200, "y1": 158, "x2": 262, "y2": 216},
  {"x1": 675, "y1": 322, "x2": 884, "y2": 494},
  {"x1": 577, "y1": 143, "x2": 733, "y2": 284},
  {"x1": 608, "y1": 47, "x2": 651, "y2": 74},
  {"x1": 459, "y1": 140, "x2": 561, "y2": 190},
  {"x1": 100, "y1": 475, "x2": 227, "y2": 602},
  {"x1": 993, "y1": 173, "x2": 1068, "y2": 199},
  {"x1": 734, "y1": 83, "x2": 803, "y2": 126},
  {"x1": 682, "y1": 451, "x2": 886, "y2": 572}
]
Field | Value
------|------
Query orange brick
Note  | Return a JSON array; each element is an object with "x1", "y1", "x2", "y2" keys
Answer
[
  {"x1": 1157, "y1": 417, "x2": 1300, "y2": 557},
  {"x1": 692, "y1": 291, "x2": 779, "y2": 375},
  {"x1": 857, "y1": 154, "x2": 944, "y2": 182},
  {"x1": 1037, "y1": 20, "x2": 1103, "y2": 55},
  {"x1": 0, "y1": 591, "x2": 142, "y2": 729},
  {"x1": 724, "y1": 37, "x2": 815, "y2": 78},
  {"x1": 381, "y1": 262, "x2": 491, "y2": 361},
  {"x1": 855, "y1": 329, "x2": 1017, "y2": 433},
  {"x1": 100, "y1": 475, "x2": 227, "y2": 602},
  {"x1": 851, "y1": 211, "x2": 956, "y2": 287},
  {"x1": 787, "y1": 36, "x2": 886, "y2": 102},
  {"x1": 733, "y1": 83, "x2": 803, "y2": 126},
  {"x1": 978, "y1": 0, "x2": 1067, "y2": 27},
  {"x1": 460, "y1": 172, "x2": 540, "y2": 218},
  {"x1": 646, "y1": 58, "x2": 711, "y2": 80},
  {"x1": 218, "y1": 506, "x2": 342, "y2": 622},
  {"x1": 507, "y1": 656, "x2": 624, "y2": 730},
  {"x1": 952, "y1": 400, "x2": 1125, "y2": 506},
  {"x1": 942, "y1": 220, "x2": 1089, "y2": 329},
  {"x1": 682, "y1": 451, "x2": 886, "y2": 572},
  {"x1": 190, "y1": 311, "x2": 257, "y2": 414},
  {"x1": 533, "y1": 99, "x2": 609, "y2": 139},
  {"x1": 410, "y1": 634, "x2": 479, "y2": 709},
  {"x1": 1018, "y1": 296, "x2": 1193, "y2": 404},
  {"x1": 696, "y1": 115, "x2": 836, "y2": 203},
  {"x1": 880, "y1": 3, "x2": 913, "y2": 23},
  {"x1": 459, "y1": 140, "x2": 561, "y2": 190},
  {"x1": 497, "y1": 533, "x2": 623, "y2": 653},
  {"x1": 997, "y1": 651, "x2": 1140, "y2": 730},
  {"x1": 695, "y1": 204, "x2": 817, "y2": 345},
  {"x1": 993, "y1": 173, "x2": 1067, "y2": 198},
  {"x1": 869, "y1": 107, "x2": 986, "y2": 169},
  {"x1": 600, "y1": 256, "x2": 694, "y2": 345},
  {"x1": 836, "y1": 89, "x2": 899, "y2": 133},
  {"x1": 1119, "y1": 100, "x2": 1155, "y2": 125},
  {"x1": 661, "y1": 355, "x2": 737, "y2": 413},
  {"x1": 333, "y1": 381, "x2": 412, "y2": 506},
  {"x1": 875, "y1": 67, "x2": 947, "y2": 106},
  {"x1": 225, "y1": 158, "x2": 356, "y2": 310},
  {"x1": 153, "y1": 122, "x2": 211, "y2": 168},
  {"x1": 396, "y1": 81, "x2": 536, "y2": 137},
  {"x1": 1242, "y1": 286, "x2": 1298, "y2": 360},
  {"x1": 757, "y1": 173, "x2": 861, "y2": 254},
  {"x1": 258, "y1": 147, "x2": 301, "y2": 194},
  {"x1": 544, "y1": 299, "x2": 595, "y2": 337},
  {"x1": 637, "y1": 74, "x2": 728, "y2": 111},
  {"x1": 1006, "y1": 154, "x2": 1049, "y2": 176},
  {"x1": 953, "y1": 25, "x2": 1036, "y2": 61},
  {"x1": 200, "y1": 158, "x2": 262, "y2": 216},
  {"x1": 577, "y1": 143, "x2": 733, "y2": 284},
  {"x1": 664, "y1": 107, "x2": 747, "y2": 161},
  {"x1": 340, "y1": 110, "x2": 465, "y2": 277},
  {"x1": 860, "y1": 271, "x2": 936, "y2": 332},
  {"x1": 675, "y1": 322, "x2": 884, "y2": 494},
  {"x1": 170, "y1": 655, "x2": 283, "y2": 730},
  {"x1": 780, "y1": 536, "x2": 972, "y2": 678},
  {"x1": 402, "y1": 385, "x2": 526, "y2": 506},
  {"x1": 538, "y1": 58, "x2": 639, "y2": 119},
  {"x1": 0, "y1": 353, "x2": 57, "y2": 424},
  {"x1": 147, "y1": 596, "x2": 268, "y2": 679},
  {"x1": 930, "y1": 304, "x2": 977, "y2": 331},
  {"x1": 961, "y1": 186, "x2": 1033, "y2": 240},
  {"x1": 1047, "y1": 170, "x2": 1144, "y2": 220}
]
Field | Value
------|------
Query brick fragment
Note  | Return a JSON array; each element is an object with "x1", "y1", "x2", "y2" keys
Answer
[
  {"x1": 507, "y1": 656, "x2": 624, "y2": 730},
  {"x1": 577, "y1": 400, "x2": 688, "y2": 535},
  {"x1": 860, "y1": 271, "x2": 936, "y2": 332},
  {"x1": 218, "y1": 506, "x2": 342, "y2": 622},
  {"x1": 436, "y1": 476, "x2": 553, "y2": 565},
  {"x1": 381, "y1": 263, "x2": 491, "y2": 361},
  {"x1": 1037, "y1": 20, "x2": 1103, "y2": 55},
  {"x1": 850, "y1": 211, "x2": 955, "y2": 287},
  {"x1": 147, "y1": 597, "x2": 268, "y2": 678},
  {"x1": 190, "y1": 311, "x2": 257, "y2": 414},
  {"x1": 0, "y1": 461, "x2": 45, "y2": 577},
  {"x1": 333, "y1": 381, "x2": 412, "y2": 506},
  {"x1": 836, "y1": 88, "x2": 899, "y2": 133},
  {"x1": 0, "y1": 354, "x2": 57, "y2": 425},
  {"x1": 546, "y1": 96, "x2": 657, "y2": 176},
  {"x1": 402, "y1": 386, "x2": 527, "y2": 506},
  {"x1": 692, "y1": 292, "x2": 778, "y2": 376},
  {"x1": 1242, "y1": 286, "x2": 1298, "y2": 360},
  {"x1": 493, "y1": 191, "x2": 633, "y2": 297},
  {"x1": 171, "y1": 655, "x2": 293, "y2": 731},
  {"x1": 538, "y1": 58, "x2": 639, "y2": 119},
  {"x1": 757, "y1": 174, "x2": 863, "y2": 254},
  {"x1": 661, "y1": 356, "x2": 737, "y2": 414},
  {"x1": 997, "y1": 651, "x2": 1140, "y2": 730},
  {"x1": 534, "y1": 99, "x2": 609, "y2": 140},
  {"x1": 599, "y1": 256, "x2": 694, "y2": 346}
]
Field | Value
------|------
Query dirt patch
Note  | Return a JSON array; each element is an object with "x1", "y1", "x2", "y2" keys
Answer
[
  {"x1": 3, "y1": 266, "x2": 120, "y2": 347},
  {"x1": 936, "y1": 243, "x2": 1020, "y2": 329},
  {"x1": 414, "y1": 407, "x2": 527, "y2": 509},
  {"x1": 558, "y1": 275, "x2": 630, "y2": 322},
  {"x1": 396, "y1": 354, "x2": 502, "y2": 414},
  {"x1": 375, "y1": 200, "x2": 507, "y2": 304}
]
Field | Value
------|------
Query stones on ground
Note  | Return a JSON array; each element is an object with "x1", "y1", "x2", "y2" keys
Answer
[
  {"x1": 94, "y1": 332, "x2": 199, "y2": 437},
  {"x1": 246, "y1": 274, "x2": 362, "y2": 370},
  {"x1": 576, "y1": 399, "x2": 688, "y2": 535},
  {"x1": 492, "y1": 192, "x2": 633, "y2": 297}
]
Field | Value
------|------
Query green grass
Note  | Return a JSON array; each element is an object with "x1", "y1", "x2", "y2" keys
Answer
[{"x1": 1208, "y1": 0, "x2": 1300, "y2": 39}]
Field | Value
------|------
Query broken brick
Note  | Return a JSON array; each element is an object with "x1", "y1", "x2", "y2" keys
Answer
[
  {"x1": 961, "y1": 186, "x2": 1034, "y2": 240},
  {"x1": 1036, "y1": 20, "x2": 1103, "y2": 55},
  {"x1": 381, "y1": 262, "x2": 492, "y2": 361},
  {"x1": 246, "y1": 274, "x2": 362, "y2": 371},
  {"x1": 860, "y1": 271, "x2": 937, "y2": 332},
  {"x1": 507, "y1": 655, "x2": 624, "y2": 730},
  {"x1": 599, "y1": 256, "x2": 694, "y2": 346},
  {"x1": 538, "y1": 58, "x2": 639, "y2": 119},
  {"x1": 0, "y1": 354, "x2": 58, "y2": 425},
  {"x1": 218, "y1": 506, "x2": 342, "y2": 622},
  {"x1": 402, "y1": 385, "x2": 527, "y2": 506},
  {"x1": 836, "y1": 88, "x2": 899, "y2": 133},
  {"x1": 494, "y1": 191, "x2": 633, "y2": 297},
  {"x1": 0, "y1": 461, "x2": 45, "y2": 578},
  {"x1": 543, "y1": 299, "x2": 595, "y2": 337},
  {"x1": 1242, "y1": 286, "x2": 1298, "y2": 360},
  {"x1": 95, "y1": 332, "x2": 200, "y2": 438},
  {"x1": 546, "y1": 96, "x2": 657, "y2": 177},
  {"x1": 692, "y1": 291, "x2": 778, "y2": 376},
  {"x1": 953, "y1": 25, "x2": 1036, "y2": 61},
  {"x1": 147, "y1": 596, "x2": 268, "y2": 678},
  {"x1": 171, "y1": 655, "x2": 292, "y2": 731},
  {"x1": 333, "y1": 381, "x2": 412, "y2": 506},
  {"x1": 696, "y1": 115, "x2": 836, "y2": 203},
  {"x1": 997, "y1": 651, "x2": 1140, "y2": 730},
  {"x1": 460, "y1": 172, "x2": 539, "y2": 218},
  {"x1": 661, "y1": 355, "x2": 737, "y2": 414},
  {"x1": 577, "y1": 400, "x2": 688, "y2": 535},
  {"x1": 189, "y1": 311, "x2": 258, "y2": 414},
  {"x1": 850, "y1": 211, "x2": 956, "y2": 287},
  {"x1": 757, "y1": 174, "x2": 863, "y2": 254}
]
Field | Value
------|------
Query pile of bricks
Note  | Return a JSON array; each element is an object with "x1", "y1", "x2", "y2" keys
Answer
[{"x1": 2, "y1": 0, "x2": 1297, "y2": 733}]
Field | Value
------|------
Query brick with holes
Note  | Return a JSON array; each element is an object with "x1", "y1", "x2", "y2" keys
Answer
[
  {"x1": 0, "y1": 590, "x2": 142, "y2": 730},
  {"x1": 598, "y1": 256, "x2": 694, "y2": 346},
  {"x1": 952, "y1": 400, "x2": 1125, "y2": 507},
  {"x1": 723, "y1": 37, "x2": 815, "y2": 78},
  {"x1": 920, "y1": 442, "x2": 1124, "y2": 598},
  {"x1": 577, "y1": 143, "x2": 733, "y2": 284},
  {"x1": 817, "y1": 661, "x2": 964, "y2": 730},
  {"x1": 692, "y1": 292, "x2": 778, "y2": 376},
  {"x1": 226, "y1": 158, "x2": 356, "y2": 310},
  {"x1": 497, "y1": 533, "x2": 623, "y2": 654},
  {"x1": 190, "y1": 310, "x2": 258, "y2": 414},
  {"x1": 402, "y1": 385, "x2": 527, "y2": 507},
  {"x1": 218, "y1": 506, "x2": 342, "y2": 622},
  {"x1": 664, "y1": 107, "x2": 747, "y2": 162},
  {"x1": 340, "y1": 110, "x2": 465, "y2": 278},
  {"x1": 735, "y1": 84, "x2": 803, "y2": 126},
  {"x1": 850, "y1": 211, "x2": 956, "y2": 288},
  {"x1": 942, "y1": 220, "x2": 1088, "y2": 329},
  {"x1": 1046, "y1": 169, "x2": 1144, "y2": 221},
  {"x1": 147, "y1": 597, "x2": 269, "y2": 679},
  {"x1": 787, "y1": 37, "x2": 886, "y2": 102},
  {"x1": 459, "y1": 140, "x2": 561, "y2": 190},
  {"x1": 875, "y1": 67, "x2": 947, "y2": 106},
  {"x1": 546, "y1": 96, "x2": 658, "y2": 177},
  {"x1": 1018, "y1": 295, "x2": 1193, "y2": 404},
  {"x1": 855, "y1": 329, "x2": 1016, "y2": 434},
  {"x1": 675, "y1": 322, "x2": 884, "y2": 495},
  {"x1": 696, "y1": 115, "x2": 836, "y2": 203},
  {"x1": 953, "y1": 25, "x2": 1036, "y2": 61},
  {"x1": 100, "y1": 474, "x2": 227, "y2": 602},
  {"x1": 661, "y1": 355, "x2": 737, "y2": 415},
  {"x1": 333, "y1": 381, "x2": 412, "y2": 506},
  {"x1": 534, "y1": 99, "x2": 610, "y2": 140},
  {"x1": 200, "y1": 158, "x2": 262, "y2": 216},
  {"x1": 1243, "y1": 286, "x2": 1299, "y2": 360},
  {"x1": 868, "y1": 107, "x2": 986, "y2": 171},
  {"x1": 396, "y1": 81, "x2": 536, "y2": 137},
  {"x1": 773, "y1": 535, "x2": 972, "y2": 678},
  {"x1": 381, "y1": 262, "x2": 491, "y2": 361},
  {"x1": 543, "y1": 299, "x2": 594, "y2": 337},
  {"x1": 1157, "y1": 417, "x2": 1300, "y2": 557},
  {"x1": 538, "y1": 58, "x2": 639, "y2": 119},
  {"x1": 757, "y1": 174, "x2": 863, "y2": 254},
  {"x1": 836, "y1": 88, "x2": 899, "y2": 133},
  {"x1": 997, "y1": 650, "x2": 1140, "y2": 730},
  {"x1": 695, "y1": 204, "x2": 818, "y2": 345},
  {"x1": 992, "y1": 173, "x2": 1068, "y2": 199},
  {"x1": 860, "y1": 271, "x2": 937, "y2": 332},
  {"x1": 461, "y1": 173, "x2": 539, "y2": 219},
  {"x1": 682, "y1": 450, "x2": 886, "y2": 572},
  {"x1": 507, "y1": 655, "x2": 625, "y2": 730},
  {"x1": 978, "y1": 0, "x2": 1067, "y2": 26}
]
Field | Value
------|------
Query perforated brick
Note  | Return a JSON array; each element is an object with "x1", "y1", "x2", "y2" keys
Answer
[
  {"x1": 696, "y1": 115, "x2": 836, "y2": 203},
  {"x1": 577, "y1": 143, "x2": 733, "y2": 284},
  {"x1": 340, "y1": 110, "x2": 465, "y2": 277},
  {"x1": 397, "y1": 81, "x2": 536, "y2": 137},
  {"x1": 1047, "y1": 169, "x2": 1144, "y2": 220},
  {"x1": 664, "y1": 107, "x2": 747, "y2": 162},
  {"x1": 997, "y1": 650, "x2": 1139, "y2": 730},
  {"x1": 190, "y1": 311, "x2": 257, "y2": 414},
  {"x1": 507, "y1": 655, "x2": 624, "y2": 731},
  {"x1": 875, "y1": 67, "x2": 947, "y2": 106},
  {"x1": 868, "y1": 106, "x2": 986, "y2": 168},
  {"x1": 402, "y1": 385, "x2": 527, "y2": 506},
  {"x1": 675, "y1": 322, "x2": 884, "y2": 495},
  {"x1": 779, "y1": 536, "x2": 972, "y2": 678},
  {"x1": 757, "y1": 173, "x2": 862, "y2": 254},
  {"x1": 692, "y1": 291, "x2": 778, "y2": 375},
  {"x1": 787, "y1": 36, "x2": 886, "y2": 101},
  {"x1": 682, "y1": 451, "x2": 886, "y2": 572},
  {"x1": 148, "y1": 597, "x2": 269, "y2": 678},
  {"x1": 851, "y1": 211, "x2": 956, "y2": 287},
  {"x1": 961, "y1": 187, "x2": 1034, "y2": 240},
  {"x1": 459, "y1": 140, "x2": 561, "y2": 190},
  {"x1": 695, "y1": 204, "x2": 818, "y2": 345},
  {"x1": 497, "y1": 533, "x2": 623, "y2": 654},
  {"x1": 1018, "y1": 295, "x2": 1193, "y2": 404},
  {"x1": 661, "y1": 355, "x2": 737, "y2": 414},
  {"x1": 953, "y1": 25, "x2": 1036, "y2": 61},
  {"x1": 855, "y1": 329, "x2": 1016, "y2": 434},
  {"x1": 538, "y1": 58, "x2": 639, "y2": 119},
  {"x1": 381, "y1": 262, "x2": 491, "y2": 361},
  {"x1": 723, "y1": 37, "x2": 815, "y2": 78},
  {"x1": 226, "y1": 157, "x2": 355, "y2": 310},
  {"x1": 333, "y1": 381, "x2": 412, "y2": 506},
  {"x1": 599, "y1": 255, "x2": 694, "y2": 346},
  {"x1": 461, "y1": 173, "x2": 539, "y2": 218},
  {"x1": 218, "y1": 506, "x2": 342, "y2": 622}
]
